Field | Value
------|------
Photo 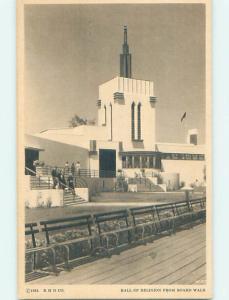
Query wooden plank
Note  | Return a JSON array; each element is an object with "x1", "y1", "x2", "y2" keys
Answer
[
  {"x1": 126, "y1": 244, "x2": 205, "y2": 284},
  {"x1": 193, "y1": 274, "x2": 206, "y2": 285},
  {"x1": 77, "y1": 230, "x2": 205, "y2": 284},
  {"x1": 93, "y1": 240, "x2": 205, "y2": 284},
  {"x1": 67, "y1": 226, "x2": 205, "y2": 284},
  {"x1": 32, "y1": 225, "x2": 203, "y2": 284},
  {"x1": 153, "y1": 256, "x2": 205, "y2": 284},
  {"x1": 174, "y1": 263, "x2": 206, "y2": 285},
  {"x1": 92, "y1": 223, "x2": 204, "y2": 269},
  {"x1": 87, "y1": 229, "x2": 205, "y2": 284},
  {"x1": 117, "y1": 239, "x2": 205, "y2": 285},
  {"x1": 31, "y1": 224, "x2": 205, "y2": 285}
]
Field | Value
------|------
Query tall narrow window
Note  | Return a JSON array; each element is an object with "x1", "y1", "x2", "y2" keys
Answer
[
  {"x1": 110, "y1": 103, "x2": 113, "y2": 141},
  {"x1": 131, "y1": 102, "x2": 135, "y2": 140},
  {"x1": 137, "y1": 103, "x2": 141, "y2": 140},
  {"x1": 104, "y1": 105, "x2": 107, "y2": 125}
]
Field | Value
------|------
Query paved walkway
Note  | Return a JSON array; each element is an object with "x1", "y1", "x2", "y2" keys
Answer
[{"x1": 31, "y1": 223, "x2": 206, "y2": 285}]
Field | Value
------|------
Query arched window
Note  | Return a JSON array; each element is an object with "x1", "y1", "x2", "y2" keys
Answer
[
  {"x1": 131, "y1": 102, "x2": 135, "y2": 140},
  {"x1": 137, "y1": 103, "x2": 141, "y2": 140}
]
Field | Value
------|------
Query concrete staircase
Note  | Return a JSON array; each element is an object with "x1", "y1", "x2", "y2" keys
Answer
[
  {"x1": 30, "y1": 176, "x2": 53, "y2": 190},
  {"x1": 63, "y1": 190, "x2": 87, "y2": 206},
  {"x1": 128, "y1": 177, "x2": 164, "y2": 192}
]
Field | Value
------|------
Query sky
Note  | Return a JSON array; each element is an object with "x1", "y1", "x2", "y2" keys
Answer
[{"x1": 24, "y1": 3, "x2": 205, "y2": 143}]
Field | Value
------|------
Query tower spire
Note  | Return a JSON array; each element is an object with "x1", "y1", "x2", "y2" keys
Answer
[
  {"x1": 120, "y1": 26, "x2": 132, "y2": 78},
  {"x1": 124, "y1": 25, "x2": 127, "y2": 44}
]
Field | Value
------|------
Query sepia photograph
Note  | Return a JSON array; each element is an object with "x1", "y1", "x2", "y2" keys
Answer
[{"x1": 17, "y1": 0, "x2": 212, "y2": 299}]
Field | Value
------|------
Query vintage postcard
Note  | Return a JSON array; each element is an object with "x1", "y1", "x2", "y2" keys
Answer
[{"x1": 17, "y1": 0, "x2": 212, "y2": 299}]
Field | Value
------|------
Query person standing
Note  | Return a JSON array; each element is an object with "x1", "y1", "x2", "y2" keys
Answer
[
  {"x1": 67, "y1": 172, "x2": 75, "y2": 195},
  {"x1": 64, "y1": 161, "x2": 70, "y2": 177},
  {"x1": 58, "y1": 169, "x2": 66, "y2": 190},
  {"x1": 71, "y1": 162, "x2": 76, "y2": 177},
  {"x1": 76, "y1": 161, "x2": 81, "y2": 176},
  {"x1": 51, "y1": 167, "x2": 58, "y2": 189}
]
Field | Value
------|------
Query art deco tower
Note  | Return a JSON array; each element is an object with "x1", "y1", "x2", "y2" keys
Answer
[{"x1": 120, "y1": 26, "x2": 132, "y2": 78}]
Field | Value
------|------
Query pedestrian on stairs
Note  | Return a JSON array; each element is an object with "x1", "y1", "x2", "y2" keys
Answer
[
  {"x1": 51, "y1": 166, "x2": 58, "y2": 189},
  {"x1": 58, "y1": 169, "x2": 66, "y2": 190},
  {"x1": 76, "y1": 161, "x2": 81, "y2": 176},
  {"x1": 71, "y1": 162, "x2": 76, "y2": 177},
  {"x1": 64, "y1": 161, "x2": 70, "y2": 177},
  {"x1": 67, "y1": 172, "x2": 75, "y2": 195}
]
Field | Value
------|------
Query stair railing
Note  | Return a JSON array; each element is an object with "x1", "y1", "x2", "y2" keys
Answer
[{"x1": 25, "y1": 167, "x2": 36, "y2": 176}]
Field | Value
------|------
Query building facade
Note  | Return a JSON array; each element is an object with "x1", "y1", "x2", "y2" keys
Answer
[{"x1": 25, "y1": 27, "x2": 205, "y2": 186}]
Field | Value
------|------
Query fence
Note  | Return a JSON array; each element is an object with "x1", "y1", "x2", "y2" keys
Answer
[
  {"x1": 25, "y1": 197, "x2": 206, "y2": 281},
  {"x1": 35, "y1": 166, "x2": 100, "y2": 178}
]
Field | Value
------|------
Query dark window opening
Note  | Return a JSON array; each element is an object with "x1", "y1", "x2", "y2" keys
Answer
[
  {"x1": 137, "y1": 103, "x2": 141, "y2": 140},
  {"x1": 141, "y1": 156, "x2": 148, "y2": 168},
  {"x1": 134, "y1": 156, "x2": 140, "y2": 168},
  {"x1": 131, "y1": 102, "x2": 135, "y2": 140},
  {"x1": 104, "y1": 105, "x2": 107, "y2": 125},
  {"x1": 110, "y1": 104, "x2": 113, "y2": 140}
]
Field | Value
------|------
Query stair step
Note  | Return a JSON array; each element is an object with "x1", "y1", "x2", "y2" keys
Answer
[
  {"x1": 64, "y1": 200, "x2": 86, "y2": 204},
  {"x1": 63, "y1": 193, "x2": 87, "y2": 206},
  {"x1": 64, "y1": 197, "x2": 83, "y2": 201},
  {"x1": 64, "y1": 201, "x2": 87, "y2": 206},
  {"x1": 64, "y1": 199, "x2": 83, "y2": 204}
]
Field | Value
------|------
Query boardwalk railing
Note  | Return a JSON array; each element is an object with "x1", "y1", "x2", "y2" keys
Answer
[{"x1": 25, "y1": 197, "x2": 206, "y2": 281}]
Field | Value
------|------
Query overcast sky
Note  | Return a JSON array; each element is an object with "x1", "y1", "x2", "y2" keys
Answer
[{"x1": 24, "y1": 3, "x2": 205, "y2": 143}]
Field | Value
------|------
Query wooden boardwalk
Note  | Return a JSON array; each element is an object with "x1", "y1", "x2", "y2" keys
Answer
[{"x1": 31, "y1": 223, "x2": 206, "y2": 285}]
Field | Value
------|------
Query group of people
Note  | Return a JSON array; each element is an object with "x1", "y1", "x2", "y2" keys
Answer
[
  {"x1": 63, "y1": 161, "x2": 81, "y2": 177},
  {"x1": 51, "y1": 161, "x2": 81, "y2": 194}
]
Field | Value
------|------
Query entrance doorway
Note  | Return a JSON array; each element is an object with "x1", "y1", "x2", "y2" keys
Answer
[
  {"x1": 25, "y1": 148, "x2": 39, "y2": 174},
  {"x1": 99, "y1": 149, "x2": 116, "y2": 178}
]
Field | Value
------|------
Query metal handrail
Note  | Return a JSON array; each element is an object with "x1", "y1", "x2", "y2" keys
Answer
[
  {"x1": 34, "y1": 165, "x2": 120, "y2": 178},
  {"x1": 25, "y1": 167, "x2": 36, "y2": 176},
  {"x1": 35, "y1": 165, "x2": 101, "y2": 178},
  {"x1": 29, "y1": 172, "x2": 88, "y2": 191}
]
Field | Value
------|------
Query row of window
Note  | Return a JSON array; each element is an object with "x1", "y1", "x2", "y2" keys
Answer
[
  {"x1": 161, "y1": 153, "x2": 205, "y2": 161},
  {"x1": 121, "y1": 153, "x2": 205, "y2": 169},
  {"x1": 122, "y1": 155, "x2": 161, "y2": 169}
]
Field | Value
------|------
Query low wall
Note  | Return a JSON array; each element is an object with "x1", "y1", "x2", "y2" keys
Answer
[
  {"x1": 160, "y1": 172, "x2": 180, "y2": 191},
  {"x1": 24, "y1": 176, "x2": 89, "y2": 207},
  {"x1": 147, "y1": 177, "x2": 158, "y2": 185},
  {"x1": 122, "y1": 168, "x2": 160, "y2": 178},
  {"x1": 83, "y1": 177, "x2": 116, "y2": 200},
  {"x1": 158, "y1": 184, "x2": 167, "y2": 192},
  {"x1": 24, "y1": 175, "x2": 30, "y2": 191},
  {"x1": 25, "y1": 189, "x2": 63, "y2": 208},
  {"x1": 75, "y1": 188, "x2": 89, "y2": 201},
  {"x1": 161, "y1": 160, "x2": 205, "y2": 186}
]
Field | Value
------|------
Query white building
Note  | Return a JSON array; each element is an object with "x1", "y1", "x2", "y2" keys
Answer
[{"x1": 25, "y1": 26, "x2": 205, "y2": 187}]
